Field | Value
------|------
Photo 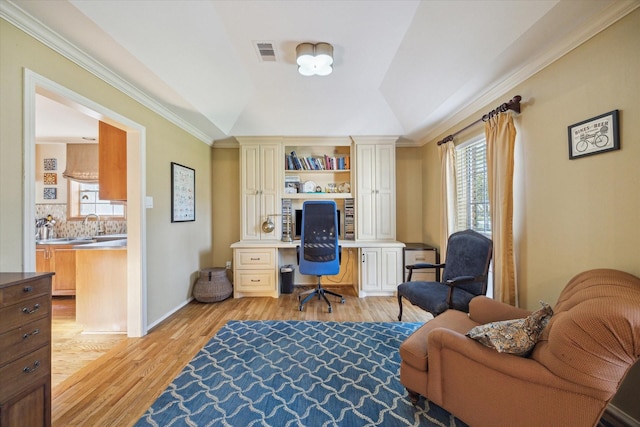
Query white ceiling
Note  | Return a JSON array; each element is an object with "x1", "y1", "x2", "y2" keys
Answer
[{"x1": 7, "y1": 0, "x2": 637, "y2": 145}]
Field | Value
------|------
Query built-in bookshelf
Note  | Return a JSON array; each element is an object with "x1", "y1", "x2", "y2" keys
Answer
[{"x1": 283, "y1": 142, "x2": 352, "y2": 200}]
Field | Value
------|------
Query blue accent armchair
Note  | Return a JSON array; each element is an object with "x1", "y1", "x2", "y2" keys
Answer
[{"x1": 397, "y1": 229, "x2": 493, "y2": 320}]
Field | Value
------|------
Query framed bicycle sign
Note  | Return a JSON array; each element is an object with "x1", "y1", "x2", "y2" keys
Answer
[{"x1": 568, "y1": 110, "x2": 619, "y2": 159}]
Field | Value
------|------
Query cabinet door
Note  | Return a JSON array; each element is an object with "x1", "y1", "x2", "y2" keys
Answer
[
  {"x1": 98, "y1": 120, "x2": 127, "y2": 201},
  {"x1": 259, "y1": 144, "x2": 281, "y2": 240},
  {"x1": 51, "y1": 247, "x2": 76, "y2": 295},
  {"x1": 374, "y1": 144, "x2": 396, "y2": 240},
  {"x1": 356, "y1": 145, "x2": 377, "y2": 240},
  {"x1": 380, "y1": 248, "x2": 402, "y2": 291},
  {"x1": 35, "y1": 247, "x2": 55, "y2": 290},
  {"x1": 241, "y1": 144, "x2": 261, "y2": 240},
  {"x1": 359, "y1": 248, "x2": 380, "y2": 291}
]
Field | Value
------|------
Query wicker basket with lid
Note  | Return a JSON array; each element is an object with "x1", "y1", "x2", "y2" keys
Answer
[{"x1": 193, "y1": 267, "x2": 233, "y2": 302}]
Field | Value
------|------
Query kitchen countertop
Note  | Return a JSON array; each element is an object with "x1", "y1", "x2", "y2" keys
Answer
[{"x1": 73, "y1": 239, "x2": 127, "y2": 249}]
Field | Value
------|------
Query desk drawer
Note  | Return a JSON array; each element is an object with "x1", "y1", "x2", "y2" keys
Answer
[
  {"x1": 0, "y1": 317, "x2": 50, "y2": 366},
  {"x1": 0, "y1": 294, "x2": 51, "y2": 335},
  {"x1": 235, "y1": 249, "x2": 275, "y2": 269},
  {"x1": 404, "y1": 249, "x2": 437, "y2": 282},
  {"x1": 0, "y1": 345, "x2": 50, "y2": 402},
  {"x1": 235, "y1": 270, "x2": 274, "y2": 292}
]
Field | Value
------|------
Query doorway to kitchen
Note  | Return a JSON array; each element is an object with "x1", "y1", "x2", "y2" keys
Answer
[{"x1": 23, "y1": 70, "x2": 147, "y2": 340}]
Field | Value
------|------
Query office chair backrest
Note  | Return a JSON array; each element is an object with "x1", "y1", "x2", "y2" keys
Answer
[
  {"x1": 299, "y1": 201, "x2": 340, "y2": 276},
  {"x1": 442, "y1": 229, "x2": 493, "y2": 296}
]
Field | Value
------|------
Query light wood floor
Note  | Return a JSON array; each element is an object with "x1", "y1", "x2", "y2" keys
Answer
[{"x1": 51, "y1": 285, "x2": 433, "y2": 426}]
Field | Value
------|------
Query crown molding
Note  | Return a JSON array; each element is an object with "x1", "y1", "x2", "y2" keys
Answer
[
  {"x1": 1, "y1": 0, "x2": 215, "y2": 146},
  {"x1": 417, "y1": 0, "x2": 640, "y2": 147}
]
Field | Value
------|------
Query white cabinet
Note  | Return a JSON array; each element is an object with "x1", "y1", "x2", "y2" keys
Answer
[
  {"x1": 354, "y1": 138, "x2": 396, "y2": 241},
  {"x1": 359, "y1": 246, "x2": 403, "y2": 297},
  {"x1": 239, "y1": 139, "x2": 282, "y2": 241},
  {"x1": 232, "y1": 247, "x2": 278, "y2": 298}
]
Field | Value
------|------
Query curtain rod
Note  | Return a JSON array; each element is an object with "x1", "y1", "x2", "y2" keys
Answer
[{"x1": 436, "y1": 95, "x2": 522, "y2": 146}]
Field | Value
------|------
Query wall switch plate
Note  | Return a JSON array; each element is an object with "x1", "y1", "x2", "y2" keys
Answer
[
  {"x1": 145, "y1": 196, "x2": 153, "y2": 208},
  {"x1": 225, "y1": 261, "x2": 232, "y2": 269}
]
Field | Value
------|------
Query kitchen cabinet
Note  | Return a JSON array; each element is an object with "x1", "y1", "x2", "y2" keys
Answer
[
  {"x1": 0, "y1": 272, "x2": 53, "y2": 427},
  {"x1": 358, "y1": 246, "x2": 402, "y2": 297},
  {"x1": 98, "y1": 120, "x2": 127, "y2": 201},
  {"x1": 35, "y1": 245, "x2": 76, "y2": 296},
  {"x1": 238, "y1": 138, "x2": 282, "y2": 241},
  {"x1": 354, "y1": 137, "x2": 396, "y2": 241}
]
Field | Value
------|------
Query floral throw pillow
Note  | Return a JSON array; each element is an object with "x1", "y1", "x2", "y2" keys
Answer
[{"x1": 466, "y1": 302, "x2": 553, "y2": 356}]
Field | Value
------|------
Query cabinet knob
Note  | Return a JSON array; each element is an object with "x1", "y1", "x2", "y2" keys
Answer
[
  {"x1": 23, "y1": 286, "x2": 33, "y2": 293},
  {"x1": 22, "y1": 304, "x2": 40, "y2": 315}
]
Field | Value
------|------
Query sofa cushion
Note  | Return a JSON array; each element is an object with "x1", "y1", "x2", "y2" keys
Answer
[{"x1": 466, "y1": 302, "x2": 553, "y2": 356}]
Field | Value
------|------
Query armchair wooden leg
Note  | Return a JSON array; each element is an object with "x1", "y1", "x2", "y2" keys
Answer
[
  {"x1": 406, "y1": 388, "x2": 419, "y2": 405},
  {"x1": 397, "y1": 294, "x2": 404, "y2": 321}
]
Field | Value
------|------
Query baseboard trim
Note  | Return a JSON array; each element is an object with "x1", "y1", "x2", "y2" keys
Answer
[{"x1": 147, "y1": 297, "x2": 194, "y2": 331}]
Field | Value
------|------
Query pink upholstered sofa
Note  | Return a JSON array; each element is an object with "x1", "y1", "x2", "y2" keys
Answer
[{"x1": 399, "y1": 268, "x2": 640, "y2": 427}]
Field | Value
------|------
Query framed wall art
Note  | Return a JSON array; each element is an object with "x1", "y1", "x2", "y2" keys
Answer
[
  {"x1": 171, "y1": 162, "x2": 195, "y2": 222},
  {"x1": 568, "y1": 110, "x2": 620, "y2": 159}
]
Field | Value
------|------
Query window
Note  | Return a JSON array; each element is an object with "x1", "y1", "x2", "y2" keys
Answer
[
  {"x1": 455, "y1": 137, "x2": 490, "y2": 235},
  {"x1": 68, "y1": 181, "x2": 125, "y2": 220}
]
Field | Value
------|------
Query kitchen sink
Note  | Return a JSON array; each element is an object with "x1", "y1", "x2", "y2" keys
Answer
[
  {"x1": 36, "y1": 237, "x2": 96, "y2": 245},
  {"x1": 92, "y1": 233, "x2": 127, "y2": 242}
]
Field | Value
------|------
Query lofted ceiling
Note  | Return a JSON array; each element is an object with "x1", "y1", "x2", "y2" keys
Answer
[{"x1": 5, "y1": 0, "x2": 637, "y2": 146}]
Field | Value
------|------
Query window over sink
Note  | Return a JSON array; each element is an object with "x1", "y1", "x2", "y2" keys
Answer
[{"x1": 68, "y1": 181, "x2": 126, "y2": 220}]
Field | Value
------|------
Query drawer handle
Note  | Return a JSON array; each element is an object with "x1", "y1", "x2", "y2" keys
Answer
[
  {"x1": 415, "y1": 257, "x2": 426, "y2": 261},
  {"x1": 22, "y1": 304, "x2": 40, "y2": 314},
  {"x1": 250, "y1": 279, "x2": 261, "y2": 282},
  {"x1": 23, "y1": 329, "x2": 41, "y2": 339},
  {"x1": 250, "y1": 257, "x2": 261, "y2": 261},
  {"x1": 23, "y1": 286, "x2": 34, "y2": 293},
  {"x1": 23, "y1": 360, "x2": 41, "y2": 374}
]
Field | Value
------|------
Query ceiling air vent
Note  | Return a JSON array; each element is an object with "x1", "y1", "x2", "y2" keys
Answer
[{"x1": 254, "y1": 41, "x2": 277, "y2": 62}]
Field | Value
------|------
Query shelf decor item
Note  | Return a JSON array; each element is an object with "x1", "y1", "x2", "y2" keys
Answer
[
  {"x1": 171, "y1": 162, "x2": 195, "y2": 222},
  {"x1": 568, "y1": 110, "x2": 619, "y2": 159}
]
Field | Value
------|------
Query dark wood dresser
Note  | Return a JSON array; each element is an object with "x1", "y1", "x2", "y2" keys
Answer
[{"x1": 0, "y1": 273, "x2": 53, "y2": 427}]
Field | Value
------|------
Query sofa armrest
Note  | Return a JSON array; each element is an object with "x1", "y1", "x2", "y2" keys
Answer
[{"x1": 468, "y1": 296, "x2": 532, "y2": 324}]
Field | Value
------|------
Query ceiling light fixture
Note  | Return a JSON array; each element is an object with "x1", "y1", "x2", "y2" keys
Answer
[{"x1": 296, "y1": 42, "x2": 333, "y2": 76}]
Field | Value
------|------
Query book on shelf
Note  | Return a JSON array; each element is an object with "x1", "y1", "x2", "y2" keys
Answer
[
  {"x1": 285, "y1": 151, "x2": 350, "y2": 171},
  {"x1": 344, "y1": 198, "x2": 355, "y2": 240}
]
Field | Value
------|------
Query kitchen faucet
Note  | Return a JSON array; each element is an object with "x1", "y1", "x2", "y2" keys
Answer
[{"x1": 83, "y1": 213, "x2": 105, "y2": 235}]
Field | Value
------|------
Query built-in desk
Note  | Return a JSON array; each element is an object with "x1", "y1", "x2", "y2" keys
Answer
[{"x1": 230, "y1": 240, "x2": 405, "y2": 298}]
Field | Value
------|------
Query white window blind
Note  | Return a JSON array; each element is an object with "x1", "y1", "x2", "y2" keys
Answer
[{"x1": 455, "y1": 138, "x2": 491, "y2": 234}]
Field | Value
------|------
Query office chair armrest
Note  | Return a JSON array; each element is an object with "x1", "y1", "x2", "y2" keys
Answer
[{"x1": 406, "y1": 263, "x2": 445, "y2": 281}]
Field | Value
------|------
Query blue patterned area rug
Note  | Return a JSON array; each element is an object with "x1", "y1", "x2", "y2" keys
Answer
[{"x1": 135, "y1": 320, "x2": 467, "y2": 426}]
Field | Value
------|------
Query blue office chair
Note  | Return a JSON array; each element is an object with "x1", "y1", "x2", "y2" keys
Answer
[{"x1": 297, "y1": 200, "x2": 346, "y2": 313}]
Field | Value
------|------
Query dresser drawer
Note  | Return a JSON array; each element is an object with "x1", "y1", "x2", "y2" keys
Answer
[
  {"x1": 0, "y1": 317, "x2": 51, "y2": 366},
  {"x1": 235, "y1": 249, "x2": 275, "y2": 269},
  {"x1": 235, "y1": 270, "x2": 275, "y2": 291},
  {"x1": 0, "y1": 276, "x2": 51, "y2": 308},
  {"x1": 0, "y1": 345, "x2": 50, "y2": 402},
  {"x1": 0, "y1": 294, "x2": 51, "y2": 335},
  {"x1": 404, "y1": 250, "x2": 436, "y2": 265}
]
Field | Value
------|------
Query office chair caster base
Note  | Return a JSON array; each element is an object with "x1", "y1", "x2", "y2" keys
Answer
[
  {"x1": 340, "y1": 298, "x2": 346, "y2": 304},
  {"x1": 298, "y1": 305, "x2": 304, "y2": 311}
]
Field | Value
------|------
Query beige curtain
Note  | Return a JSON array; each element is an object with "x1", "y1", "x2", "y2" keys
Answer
[
  {"x1": 485, "y1": 112, "x2": 517, "y2": 305},
  {"x1": 439, "y1": 140, "x2": 456, "y2": 261}
]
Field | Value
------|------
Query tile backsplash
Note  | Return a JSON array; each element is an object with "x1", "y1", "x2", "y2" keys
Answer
[{"x1": 36, "y1": 204, "x2": 127, "y2": 238}]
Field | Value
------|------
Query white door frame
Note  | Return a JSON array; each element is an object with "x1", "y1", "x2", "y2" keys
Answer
[{"x1": 23, "y1": 69, "x2": 147, "y2": 337}]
